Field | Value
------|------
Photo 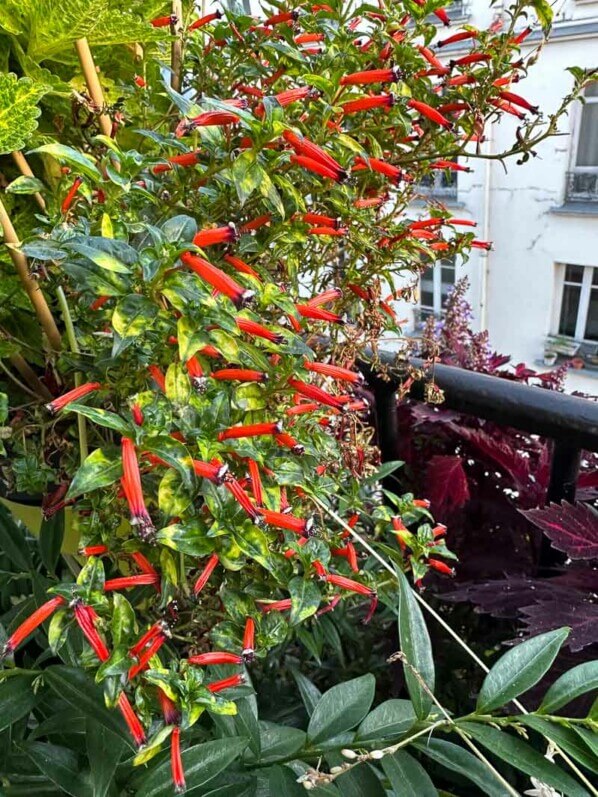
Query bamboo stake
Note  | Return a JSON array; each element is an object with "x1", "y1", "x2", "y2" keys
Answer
[
  {"x1": 10, "y1": 152, "x2": 46, "y2": 212},
  {"x1": 171, "y1": 1, "x2": 184, "y2": 93},
  {"x1": 74, "y1": 38, "x2": 113, "y2": 138},
  {"x1": 0, "y1": 198, "x2": 61, "y2": 351}
]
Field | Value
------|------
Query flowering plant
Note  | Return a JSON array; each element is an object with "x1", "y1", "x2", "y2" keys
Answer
[{"x1": 0, "y1": 0, "x2": 596, "y2": 793}]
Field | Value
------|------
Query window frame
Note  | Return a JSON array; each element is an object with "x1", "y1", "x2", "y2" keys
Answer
[
  {"x1": 570, "y1": 82, "x2": 598, "y2": 174},
  {"x1": 553, "y1": 263, "x2": 598, "y2": 342},
  {"x1": 418, "y1": 256, "x2": 457, "y2": 318}
]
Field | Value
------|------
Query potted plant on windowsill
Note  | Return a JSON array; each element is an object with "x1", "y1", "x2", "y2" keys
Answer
[{"x1": 543, "y1": 349, "x2": 558, "y2": 367}]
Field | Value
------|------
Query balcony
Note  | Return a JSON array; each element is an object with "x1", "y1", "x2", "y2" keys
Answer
[{"x1": 564, "y1": 170, "x2": 598, "y2": 203}]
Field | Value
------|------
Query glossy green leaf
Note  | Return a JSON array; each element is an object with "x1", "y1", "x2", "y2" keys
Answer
[
  {"x1": 143, "y1": 436, "x2": 195, "y2": 490},
  {"x1": 158, "y1": 469, "x2": 193, "y2": 516},
  {"x1": 460, "y1": 722, "x2": 591, "y2": 797},
  {"x1": 527, "y1": 0, "x2": 553, "y2": 31},
  {"x1": 539, "y1": 661, "x2": 598, "y2": 714},
  {"x1": 156, "y1": 519, "x2": 212, "y2": 556},
  {"x1": 110, "y1": 593, "x2": 136, "y2": 647},
  {"x1": 135, "y1": 737, "x2": 248, "y2": 797},
  {"x1": 69, "y1": 243, "x2": 131, "y2": 274},
  {"x1": 521, "y1": 716, "x2": 598, "y2": 774},
  {"x1": 414, "y1": 737, "x2": 510, "y2": 797},
  {"x1": 162, "y1": 214, "x2": 197, "y2": 243},
  {"x1": 290, "y1": 668, "x2": 321, "y2": 718},
  {"x1": 30, "y1": 143, "x2": 101, "y2": 180},
  {"x1": 248, "y1": 723, "x2": 306, "y2": 764},
  {"x1": 267, "y1": 764, "x2": 305, "y2": 797},
  {"x1": 397, "y1": 568, "x2": 434, "y2": 719},
  {"x1": 476, "y1": 628, "x2": 569, "y2": 713},
  {"x1": 232, "y1": 151, "x2": 264, "y2": 205},
  {"x1": 112, "y1": 294, "x2": 158, "y2": 338},
  {"x1": 356, "y1": 699, "x2": 416, "y2": 742},
  {"x1": 44, "y1": 666, "x2": 129, "y2": 743},
  {"x1": 381, "y1": 750, "x2": 437, "y2": 797},
  {"x1": 165, "y1": 362, "x2": 191, "y2": 406},
  {"x1": 86, "y1": 720, "x2": 127, "y2": 797},
  {"x1": 38, "y1": 512, "x2": 64, "y2": 575},
  {"x1": 0, "y1": 73, "x2": 47, "y2": 155},
  {"x1": 289, "y1": 577, "x2": 321, "y2": 625},
  {"x1": 6, "y1": 175, "x2": 45, "y2": 194},
  {"x1": 307, "y1": 674, "x2": 375, "y2": 743},
  {"x1": 335, "y1": 762, "x2": 387, "y2": 797},
  {"x1": 24, "y1": 742, "x2": 90, "y2": 797},
  {"x1": 0, "y1": 675, "x2": 38, "y2": 732},
  {"x1": 66, "y1": 447, "x2": 122, "y2": 500},
  {"x1": 233, "y1": 698, "x2": 261, "y2": 758},
  {"x1": 67, "y1": 404, "x2": 132, "y2": 436},
  {"x1": 0, "y1": 503, "x2": 33, "y2": 571}
]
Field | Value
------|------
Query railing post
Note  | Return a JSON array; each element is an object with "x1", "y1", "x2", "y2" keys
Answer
[
  {"x1": 546, "y1": 441, "x2": 581, "y2": 504},
  {"x1": 370, "y1": 379, "x2": 401, "y2": 488}
]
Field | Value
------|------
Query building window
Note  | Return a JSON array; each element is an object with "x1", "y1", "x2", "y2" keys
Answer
[
  {"x1": 557, "y1": 264, "x2": 598, "y2": 342},
  {"x1": 566, "y1": 82, "x2": 598, "y2": 201},
  {"x1": 418, "y1": 256, "x2": 457, "y2": 321},
  {"x1": 418, "y1": 168, "x2": 458, "y2": 199}
]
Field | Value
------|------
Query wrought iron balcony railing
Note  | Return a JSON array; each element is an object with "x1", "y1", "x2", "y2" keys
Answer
[{"x1": 564, "y1": 171, "x2": 598, "y2": 203}]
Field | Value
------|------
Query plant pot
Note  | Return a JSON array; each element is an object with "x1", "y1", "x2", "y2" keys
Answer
[
  {"x1": 543, "y1": 352, "x2": 557, "y2": 366},
  {"x1": 570, "y1": 357, "x2": 585, "y2": 370}
]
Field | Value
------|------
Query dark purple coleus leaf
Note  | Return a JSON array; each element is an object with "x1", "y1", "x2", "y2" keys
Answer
[
  {"x1": 426, "y1": 455, "x2": 470, "y2": 516},
  {"x1": 458, "y1": 427, "x2": 532, "y2": 492},
  {"x1": 521, "y1": 501, "x2": 598, "y2": 560},
  {"x1": 520, "y1": 599, "x2": 598, "y2": 652}
]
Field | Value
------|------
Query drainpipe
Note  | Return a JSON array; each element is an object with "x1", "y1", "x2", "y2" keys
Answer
[{"x1": 480, "y1": 121, "x2": 493, "y2": 331}]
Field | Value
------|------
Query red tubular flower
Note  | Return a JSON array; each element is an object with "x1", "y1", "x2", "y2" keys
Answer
[
  {"x1": 131, "y1": 403, "x2": 144, "y2": 426},
  {"x1": 130, "y1": 622, "x2": 166, "y2": 658},
  {"x1": 409, "y1": 218, "x2": 443, "y2": 231},
  {"x1": 428, "y1": 558, "x2": 455, "y2": 576},
  {"x1": 1, "y1": 596, "x2": 65, "y2": 658},
  {"x1": 290, "y1": 154, "x2": 344, "y2": 182},
  {"x1": 439, "y1": 102, "x2": 471, "y2": 115},
  {"x1": 340, "y1": 67, "x2": 401, "y2": 85},
  {"x1": 193, "y1": 459, "x2": 228, "y2": 484},
  {"x1": 80, "y1": 544, "x2": 109, "y2": 556},
  {"x1": 213, "y1": 368, "x2": 267, "y2": 383},
  {"x1": 272, "y1": 86, "x2": 316, "y2": 107},
  {"x1": 354, "y1": 196, "x2": 385, "y2": 209},
  {"x1": 186, "y1": 356, "x2": 207, "y2": 392},
  {"x1": 284, "y1": 133, "x2": 342, "y2": 170},
  {"x1": 151, "y1": 15, "x2": 176, "y2": 27},
  {"x1": 354, "y1": 156, "x2": 402, "y2": 183},
  {"x1": 159, "y1": 689, "x2": 181, "y2": 726},
  {"x1": 239, "y1": 214, "x2": 272, "y2": 233},
  {"x1": 45, "y1": 382, "x2": 101, "y2": 414},
  {"x1": 130, "y1": 551, "x2": 159, "y2": 579},
  {"x1": 413, "y1": 498, "x2": 431, "y2": 508},
  {"x1": 181, "y1": 252, "x2": 254, "y2": 308},
  {"x1": 179, "y1": 112, "x2": 240, "y2": 136},
  {"x1": 305, "y1": 361, "x2": 362, "y2": 384},
  {"x1": 129, "y1": 632, "x2": 167, "y2": 679},
  {"x1": 429, "y1": 160, "x2": 472, "y2": 173},
  {"x1": 512, "y1": 26, "x2": 532, "y2": 45},
  {"x1": 471, "y1": 239, "x2": 493, "y2": 250},
  {"x1": 265, "y1": 10, "x2": 299, "y2": 25},
  {"x1": 449, "y1": 218, "x2": 477, "y2": 227},
  {"x1": 152, "y1": 150, "x2": 201, "y2": 175},
  {"x1": 301, "y1": 212, "x2": 339, "y2": 228},
  {"x1": 169, "y1": 727, "x2": 186, "y2": 794},
  {"x1": 224, "y1": 255, "x2": 260, "y2": 280},
  {"x1": 407, "y1": 99, "x2": 452, "y2": 129},
  {"x1": 236, "y1": 317, "x2": 284, "y2": 344},
  {"x1": 193, "y1": 224, "x2": 238, "y2": 248},
  {"x1": 308, "y1": 226, "x2": 347, "y2": 237},
  {"x1": 437, "y1": 30, "x2": 479, "y2": 47},
  {"x1": 236, "y1": 84, "x2": 264, "y2": 99},
  {"x1": 260, "y1": 509, "x2": 311, "y2": 535},
  {"x1": 73, "y1": 602, "x2": 110, "y2": 662},
  {"x1": 432, "y1": 523, "x2": 447, "y2": 539},
  {"x1": 121, "y1": 438, "x2": 155, "y2": 542},
  {"x1": 434, "y1": 7, "x2": 450, "y2": 25},
  {"x1": 188, "y1": 651, "x2": 243, "y2": 665},
  {"x1": 306, "y1": 287, "x2": 343, "y2": 307},
  {"x1": 247, "y1": 459, "x2": 263, "y2": 506},
  {"x1": 275, "y1": 432, "x2": 305, "y2": 455},
  {"x1": 288, "y1": 377, "x2": 346, "y2": 410},
  {"x1": 118, "y1": 693, "x2": 146, "y2": 748},
  {"x1": 325, "y1": 574, "x2": 378, "y2": 623},
  {"x1": 295, "y1": 32, "x2": 325, "y2": 44},
  {"x1": 285, "y1": 402, "x2": 320, "y2": 416},
  {"x1": 194, "y1": 553, "x2": 219, "y2": 595},
  {"x1": 218, "y1": 421, "x2": 283, "y2": 441},
  {"x1": 295, "y1": 305, "x2": 344, "y2": 323},
  {"x1": 416, "y1": 46, "x2": 448, "y2": 72},
  {"x1": 341, "y1": 94, "x2": 394, "y2": 114},
  {"x1": 490, "y1": 98, "x2": 525, "y2": 119},
  {"x1": 90, "y1": 295, "x2": 110, "y2": 310},
  {"x1": 498, "y1": 90, "x2": 539, "y2": 114},
  {"x1": 242, "y1": 617, "x2": 255, "y2": 662},
  {"x1": 224, "y1": 477, "x2": 259, "y2": 519},
  {"x1": 104, "y1": 574, "x2": 160, "y2": 591},
  {"x1": 259, "y1": 599, "x2": 292, "y2": 613},
  {"x1": 134, "y1": 75, "x2": 146, "y2": 88},
  {"x1": 61, "y1": 177, "x2": 83, "y2": 214},
  {"x1": 207, "y1": 673, "x2": 246, "y2": 692},
  {"x1": 148, "y1": 365, "x2": 166, "y2": 392},
  {"x1": 188, "y1": 10, "x2": 222, "y2": 30},
  {"x1": 450, "y1": 53, "x2": 492, "y2": 68},
  {"x1": 331, "y1": 544, "x2": 359, "y2": 573}
]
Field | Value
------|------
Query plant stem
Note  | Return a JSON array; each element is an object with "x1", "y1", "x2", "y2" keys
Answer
[
  {"x1": 56, "y1": 287, "x2": 88, "y2": 464},
  {"x1": 11, "y1": 151, "x2": 47, "y2": 212},
  {"x1": 7, "y1": 352, "x2": 52, "y2": 401},
  {"x1": 171, "y1": 0, "x2": 184, "y2": 93},
  {"x1": 0, "y1": 198, "x2": 62, "y2": 351},
  {"x1": 74, "y1": 38, "x2": 113, "y2": 138},
  {"x1": 0, "y1": 360, "x2": 41, "y2": 400}
]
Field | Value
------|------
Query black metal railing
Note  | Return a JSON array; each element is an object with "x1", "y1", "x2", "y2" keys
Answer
[
  {"x1": 565, "y1": 171, "x2": 598, "y2": 203},
  {"x1": 361, "y1": 353, "x2": 598, "y2": 504}
]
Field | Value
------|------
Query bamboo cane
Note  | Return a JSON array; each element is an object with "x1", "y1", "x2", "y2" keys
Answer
[
  {"x1": 0, "y1": 198, "x2": 61, "y2": 351},
  {"x1": 74, "y1": 38, "x2": 113, "y2": 138},
  {"x1": 171, "y1": 1, "x2": 184, "y2": 93},
  {"x1": 10, "y1": 152, "x2": 46, "y2": 212},
  {"x1": 8, "y1": 353, "x2": 52, "y2": 401}
]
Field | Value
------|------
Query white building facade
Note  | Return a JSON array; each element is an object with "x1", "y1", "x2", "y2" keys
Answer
[{"x1": 398, "y1": 0, "x2": 598, "y2": 391}]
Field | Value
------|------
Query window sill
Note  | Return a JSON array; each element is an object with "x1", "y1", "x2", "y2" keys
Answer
[
  {"x1": 550, "y1": 202, "x2": 598, "y2": 216},
  {"x1": 409, "y1": 197, "x2": 465, "y2": 209}
]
